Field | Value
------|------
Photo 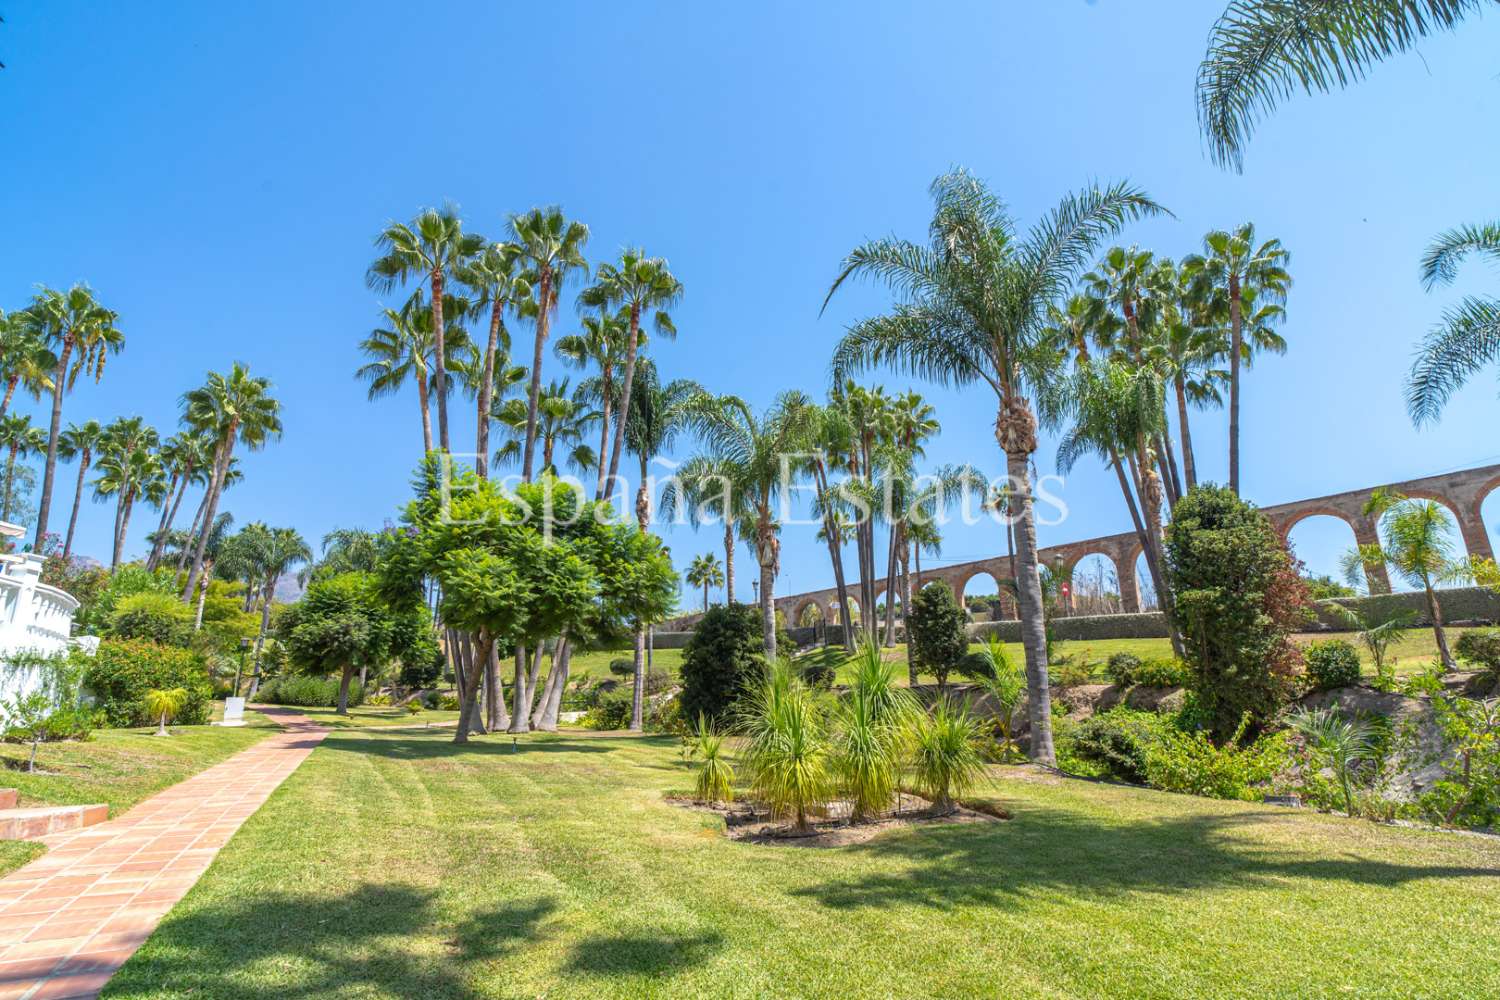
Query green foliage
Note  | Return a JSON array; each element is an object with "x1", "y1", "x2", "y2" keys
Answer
[
  {"x1": 1302, "y1": 574, "x2": 1356, "y2": 600},
  {"x1": 1, "y1": 691, "x2": 99, "y2": 770},
  {"x1": 109, "y1": 591, "x2": 193, "y2": 646},
  {"x1": 679, "y1": 603, "x2": 765, "y2": 725},
  {"x1": 1304, "y1": 640, "x2": 1362, "y2": 692},
  {"x1": 831, "y1": 643, "x2": 917, "y2": 821},
  {"x1": 910, "y1": 697, "x2": 987, "y2": 812},
  {"x1": 1417, "y1": 693, "x2": 1500, "y2": 828},
  {"x1": 276, "y1": 572, "x2": 415, "y2": 711},
  {"x1": 83, "y1": 639, "x2": 212, "y2": 727},
  {"x1": 964, "y1": 639, "x2": 1025, "y2": 760},
  {"x1": 76, "y1": 564, "x2": 179, "y2": 634},
  {"x1": 798, "y1": 655, "x2": 836, "y2": 691},
  {"x1": 144, "y1": 687, "x2": 189, "y2": 734},
  {"x1": 582, "y1": 690, "x2": 632, "y2": 730},
  {"x1": 1286, "y1": 707, "x2": 1380, "y2": 816},
  {"x1": 257, "y1": 675, "x2": 368, "y2": 709},
  {"x1": 969, "y1": 610, "x2": 1171, "y2": 643},
  {"x1": 1104, "y1": 652, "x2": 1142, "y2": 686},
  {"x1": 1166, "y1": 485, "x2": 1308, "y2": 740},
  {"x1": 1067, "y1": 708, "x2": 1173, "y2": 784},
  {"x1": 1455, "y1": 629, "x2": 1500, "y2": 677},
  {"x1": 688, "y1": 714, "x2": 735, "y2": 805},
  {"x1": 607, "y1": 656, "x2": 634, "y2": 678},
  {"x1": 1143, "y1": 717, "x2": 1290, "y2": 801},
  {"x1": 907, "y1": 582, "x2": 967, "y2": 689},
  {"x1": 741, "y1": 659, "x2": 833, "y2": 832}
]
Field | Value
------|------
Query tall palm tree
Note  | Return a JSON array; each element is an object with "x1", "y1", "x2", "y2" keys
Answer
[
  {"x1": 507, "y1": 207, "x2": 590, "y2": 481},
  {"x1": 684, "y1": 391, "x2": 812, "y2": 656},
  {"x1": 366, "y1": 207, "x2": 484, "y2": 453},
  {"x1": 582, "y1": 250, "x2": 682, "y2": 503},
  {"x1": 0, "y1": 414, "x2": 44, "y2": 523},
  {"x1": 1181, "y1": 225, "x2": 1289, "y2": 494},
  {"x1": 1408, "y1": 222, "x2": 1500, "y2": 425},
  {"x1": 0, "y1": 311, "x2": 56, "y2": 419},
  {"x1": 94, "y1": 444, "x2": 166, "y2": 570},
  {"x1": 1196, "y1": 0, "x2": 1486, "y2": 172},
  {"x1": 658, "y1": 453, "x2": 744, "y2": 609},
  {"x1": 180, "y1": 364, "x2": 282, "y2": 601},
  {"x1": 1155, "y1": 261, "x2": 1228, "y2": 490},
  {"x1": 57, "y1": 419, "x2": 106, "y2": 560},
  {"x1": 492, "y1": 380, "x2": 598, "y2": 477},
  {"x1": 19, "y1": 284, "x2": 125, "y2": 550},
  {"x1": 246, "y1": 525, "x2": 312, "y2": 695},
  {"x1": 685, "y1": 552, "x2": 725, "y2": 613},
  {"x1": 145, "y1": 430, "x2": 210, "y2": 570},
  {"x1": 319, "y1": 527, "x2": 383, "y2": 576},
  {"x1": 173, "y1": 458, "x2": 241, "y2": 573},
  {"x1": 188, "y1": 512, "x2": 235, "y2": 630},
  {"x1": 456, "y1": 242, "x2": 533, "y2": 478},
  {"x1": 624, "y1": 359, "x2": 704, "y2": 532},
  {"x1": 356, "y1": 291, "x2": 450, "y2": 454},
  {"x1": 558, "y1": 307, "x2": 634, "y2": 498},
  {"x1": 826, "y1": 170, "x2": 1162, "y2": 765}
]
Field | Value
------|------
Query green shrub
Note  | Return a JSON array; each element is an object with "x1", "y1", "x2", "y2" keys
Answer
[
  {"x1": 908, "y1": 582, "x2": 968, "y2": 689},
  {"x1": 257, "y1": 675, "x2": 367, "y2": 708},
  {"x1": 1104, "y1": 652, "x2": 1142, "y2": 686},
  {"x1": 679, "y1": 603, "x2": 765, "y2": 725},
  {"x1": 108, "y1": 591, "x2": 193, "y2": 646},
  {"x1": 1304, "y1": 640, "x2": 1362, "y2": 691},
  {"x1": 1133, "y1": 657, "x2": 1190, "y2": 688},
  {"x1": 438, "y1": 693, "x2": 460, "y2": 711},
  {"x1": 1143, "y1": 718, "x2": 1290, "y2": 801},
  {"x1": 608, "y1": 657, "x2": 635, "y2": 678},
  {"x1": 1, "y1": 692, "x2": 101, "y2": 771},
  {"x1": 1052, "y1": 659, "x2": 1096, "y2": 688},
  {"x1": 910, "y1": 697, "x2": 988, "y2": 813},
  {"x1": 1068, "y1": 708, "x2": 1170, "y2": 784},
  {"x1": 1165, "y1": 485, "x2": 1308, "y2": 740},
  {"x1": 582, "y1": 690, "x2": 632, "y2": 730},
  {"x1": 82, "y1": 639, "x2": 213, "y2": 728},
  {"x1": 74, "y1": 565, "x2": 179, "y2": 634},
  {"x1": 798, "y1": 655, "x2": 836, "y2": 691},
  {"x1": 1455, "y1": 629, "x2": 1500, "y2": 675}
]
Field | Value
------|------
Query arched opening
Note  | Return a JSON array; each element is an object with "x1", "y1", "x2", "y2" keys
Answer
[
  {"x1": 795, "y1": 600, "x2": 824, "y2": 628},
  {"x1": 1134, "y1": 551, "x2": 1160, "y2": 612},
  {"x1": 1483, "y1": 484, "x2": 1500, "y2": 565},
  {"x1": 830, "y1": 596, "x2": 861, "y2": 628},
  {"x1": 1284, "y1": 512, "x2": 1364, "y2": 597},
  {"x1": 1379, "y1": 492, "x2": 1472, "y2": 593},
  {"x1": 1070, "y1": 553, "x2": 1124, "y2": 616},
  {"x1": 958, "y1": 571, "x2": 1007, "y2": 623}
]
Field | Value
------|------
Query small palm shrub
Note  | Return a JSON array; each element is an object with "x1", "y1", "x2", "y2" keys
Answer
[
  {"x1": 1287, "y1": 707, "x2": 1379, "y2": 816},
  {"x1": 910, "y1": 698, "x2": 988, "y2": 813},
  {"x1": 689, "y1": 714, "x2": 735, "y2": 804},
  {"x1": 966, "y1": 638, "x2": 1025, "y2": 759},
  {"x1": 144, "y1": 687, "x2": 189, "y2": 736},
  {"x1": 741, "y1": 658, "x2": 832, "y2": 832},
  {"x1": 1304, "y1": 640, "x2": 1362, "y2": 692}
]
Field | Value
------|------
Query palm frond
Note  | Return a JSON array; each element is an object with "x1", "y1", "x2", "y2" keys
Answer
[{"x1": 1406, "y1": 295, "x2": 1500, "y2": 426}]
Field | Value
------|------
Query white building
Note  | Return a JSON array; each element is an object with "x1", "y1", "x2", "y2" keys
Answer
[{"x1": 0, "y1": 521, "x2": 88, "y2": 714}]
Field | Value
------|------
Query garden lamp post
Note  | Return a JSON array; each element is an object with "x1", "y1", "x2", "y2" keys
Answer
[{"x1": 233, "y1": 637, "x2": 250, "y2": 697}]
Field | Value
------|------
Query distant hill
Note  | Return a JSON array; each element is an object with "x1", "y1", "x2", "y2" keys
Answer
[{"x1": 273, "y1": 572, "x2": 306, "y2": 604}]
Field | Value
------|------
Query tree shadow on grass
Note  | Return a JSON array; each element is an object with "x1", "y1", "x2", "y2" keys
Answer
[
  {"x1": 100, "y1": 884, "x2": 556, "y2": 1000},
  {"x1": 315, "y1": 733, "x2": 619, "y2": 762},
  {"x1": 790, "y1": 804, "x2": 1500, "y2": 913},
  {"x1": 564, "y1": 930, "x2": 724, "y2": 978}
]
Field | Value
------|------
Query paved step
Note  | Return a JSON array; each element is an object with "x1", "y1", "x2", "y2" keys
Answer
[
  {"x1": 0, "y1": 788, "x2": 15, "y2": 810},
  {"x1": 0, "y1": 802, "x2": 109, "y2": 840}
]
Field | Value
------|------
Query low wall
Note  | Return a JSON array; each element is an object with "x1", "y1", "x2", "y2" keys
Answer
[
  {"x1": 1310, "y1": 586, "x2": 1500, "y2": 628},
  {"x1": 969, "y1": 611, "x2": 1171, "y2": 643}
]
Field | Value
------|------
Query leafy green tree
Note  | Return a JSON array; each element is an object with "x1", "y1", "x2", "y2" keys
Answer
[
  {"x1": 1196, "y1": 0, "x2": 1484, "y2": 172},
  {"x1": 277, "y1": 572, "x2": 397, "y2": 715},
  {"x1": 908, "y1": 581, "x2": 967, "y2": 691},
  {"x1": 366, "y1": 207, "x2": 485, "y2": 453},
  {"x1": 826, "y1": 170, "x2": 1162, "y2": 765},
  {"x1": 18, "y1": 284, "x2": 125, "y2": 550},
  {"x1": 0, "y1": 413, "x2": 44, "y2": 523},
  {"x1": 679, "y1": 602, "x2": 764, "y2": 726},
  {"x1": 1166, "y1": 485, "x2": 1309, "y2": 740}
]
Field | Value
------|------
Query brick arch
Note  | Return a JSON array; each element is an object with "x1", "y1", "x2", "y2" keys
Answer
[
  {"x1": 1274, "y1": 503, "x2": 1360, "y2": 543},
  {"x1": 791, "y1": 598, "x2": 825, "y2": 627},
  {"x1": 1059, "y1": 548, "x2": 1126, "y2": 614},
  {"x1": 953, "y1": 565, "x2": 1009, "y2": 615}
]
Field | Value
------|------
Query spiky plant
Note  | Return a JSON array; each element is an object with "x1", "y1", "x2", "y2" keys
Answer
[
  {"x1": 969, "y1": 638, "x2": 1027, "y2": 760},
  {"x1": 832, "y1": 643, "x2": 918, "y2": 823},
  {"x1": 144, "y1": 687, "x2": 189, "y2": 736},
  {"x1": 740, "y1": 658, "x2": 832, "y2": 832},
  {"x1": 1287, "y1": 706, "x2": 1379, "y2": 817},
  {"x1": 690, "y1": 713, "x2": 735, "y2": 805},
  {"x1": 910, "y1": 698, "x2": 988, "y2": 814}
]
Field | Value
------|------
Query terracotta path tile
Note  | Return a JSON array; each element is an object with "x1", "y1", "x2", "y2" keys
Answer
[{"x1": 0, "y1": 708, "x2": 326, "y2": 999}]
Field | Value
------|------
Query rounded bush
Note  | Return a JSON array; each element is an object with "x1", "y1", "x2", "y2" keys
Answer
[
  {"x1": 256, "y1": 675, "x2": 367, "y2": 708},
  {"x1": 799, "y1": 656, "x2": 836, "y2": 691},
  {"x1": 679, "y1": 603, "x2": 765, "y2": 725},
  {"x1": 82, "y1": 639, "x2": 213, "y2": 728},
  {"x1": 1105, "y1": 652, "x2": 1142, "y2": 687},
  {"x1": 608, "y1": 657, "x2": 635, "y2": 678},
  {"x1": 1133, "y1": 657, "x2": 1190, "y2": 689},
  {"x1": 1304, "y1": 640, "x2": 1362, "y2": 692},
  {"x1": 1455, "y1": 629, "x2": 1500, "y2": 673},
  {"x1": 108, "y1": 591, "x2": 193, "y2": 646}
]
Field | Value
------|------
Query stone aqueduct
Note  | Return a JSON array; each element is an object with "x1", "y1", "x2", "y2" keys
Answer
[{"x1": 765, "y1": 463, "x2": 1500, "y2": 628}]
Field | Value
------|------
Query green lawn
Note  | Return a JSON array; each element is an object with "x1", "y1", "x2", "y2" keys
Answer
[
  {"x1": 105, "y1": 728, "x2": 1500, "y2": 998},
  {"x1": 0, "y1": 711, "x2": 277, "y2": 876},
  {"x1": 289, "y1": 704, "x2": 463, "y2": 729}
]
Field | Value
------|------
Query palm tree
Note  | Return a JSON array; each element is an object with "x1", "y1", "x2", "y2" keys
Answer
[
  {"x1": 582, "y1": 249, "x2": 682, "y2": 502},
  {"x1": 558, "y1": 307, "x2": 634, "y2": 498},
  {"x1": 0, "y1": 414, "x2": 44, "y2": 523},
  {"x1": 57, "y1": 419, "x2": 106, "y2": 560},
  {"x1": 492, "y1": 380, "x2": 598, "y2": 477},
  {"x1": 19, "y1": 284, "x2": 125, "y2": 550},
  {"x1": 684, "y1": 391, "x2": 812, "y2": 656},
  {"x1": 1408, "y1": 222, "x2": 1500, "y2": 425},
  {"x1": 686, "y1": 553, "x2": 725, "y2": 613},
  {"x1": 356, "y1": 292, "x2": 442, "y2": 454},
  {"x1": 366, "y1": 207, "x2": 485, "y2": 453},
  {"x1": 507, "y1": 207, "x2": 590, "y2": 481},
  {"x1": 0, "y1": 311, "x2": 55, "y2": 419},
  {"x1": 180, "y1": 364, "x2": 282, "y2": 602},
  {"x1": 624, "y1": 359, "x2": 704, "y2": 532},
  {"x1": 1196, "y1": 1, "x2": 1484, "y2": 172},
  {"x1": 798, "y1": 398, "x2": 858, "y2": 650},
  {"x1": 173, "y1": 458, "x2": 241, "y2": 573},
  {"x1": 826, "y1": 170, "x2": 1163, "y2": 765},
  {"x1": 456, "y1": 242, "x2": 533, "y2": 478},
  {"x1": 188, "y1": 512, "x2": 235, "y2": 630},
  {"x1": 1154, "y1": 261, "x2": 1228, "y2": 490},
  {"x1": 1181, "y1": 225, "x2": 1289, "y2": 494},
  {"x1": 659, "y1": 454, "x2": 744, "y2": 609},
  {"x1": 247, "y1": 525, "x2": 311, "y2": 697},
  {"x1": 319, "y1": 527, "x2": 383, "y2": 576},
  {"x1": 93, "y1": 418, "x2": 163, "y2": 570},
  {"x1": 145, "y1": 430, "x2": 210, "y2": 570}
]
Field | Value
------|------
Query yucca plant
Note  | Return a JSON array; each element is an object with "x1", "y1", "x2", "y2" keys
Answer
[
  {"x1": 833, "y1": 640, "x2": 920, "y2": 821},
  {"x1": 740, "y1": 658, "x2": 832, "y2": 832},
  {"x1": 969, "y1": 638, "x2": 1026, "y2": 760},
  {"x1": 691, "y1": 713, "x2": 735, "y2": 805},
  {"x1": 144, "y1": 687, "x2": 189, "y2": 737},
  {"x1": 911, "y1": 698, "x2": 988, "y2": 814},
  {"x1": 1287, "y1": 706, "x2": 1379, "y2": 817}
]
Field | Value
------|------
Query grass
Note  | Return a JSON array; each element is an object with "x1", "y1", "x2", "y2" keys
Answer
[
  {"x1": 288, "y1": 705, "x2": 463, "y2": 729},
  {"x1": 105, "y1": 728, "x2": 1500, "y2": 998},
  {"x1": 0, "y1": 709, "x2": 277, "y2": 877}
]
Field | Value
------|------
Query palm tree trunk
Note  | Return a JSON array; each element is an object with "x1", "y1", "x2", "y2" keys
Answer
[
  {"x1": 1004, "y1": 446, "x2": 1055, "y2": 766},
  {"x1": 1174, "y1": 375, "x2": 1198, "y2": 490},
  {"x1": 1157, "y1": 428, "x2": 1181, "y2": 509},
  {"x1": 248, "y1": 576, "x2": 274, "y2": 697},
  {"x1": 194, "y1": 565, "x2": 210, "y2": 630},
  {"x1": 1229, "y1": 273, "x2": 1242, "y2": 495},
  {"x1": 184, "y1": 430, "x2": 234, "y2": 601},
  {"x1": 178, "y1": 488, "x2": 211, "y2": 574},
  {"x1": 145, "y1": 471, "x2": 183, "y2": 569},
  {"x1": 430, "y1": 270, "x2": 450, "y2": 453},
  {"x1": 475, "y1": 300, "x2": 504, "y2": 479},
  {"x1": 722, "y1": 521, "x2": 735, "y2": 604},
  {"x1": 2, "y1": 447, "x2": 15, "y2": 522},
  {"x1": 485, "y1": 633, "x2": 504, "y2": 731},
  {"x1": 630, "y1": 625, "x2": 646, "y2": 731},
  {"x1": 509, "y1": 646, "x2": 532, "y2": 733},
  {"x1": 603, "y1": 305, "x2": 643, "y2": 503},
  {"x1": 113, "y1": 490, "x2": 135, "y2": 570},
  {"x1": 415, "y1": 363, "x2": 433, "y2": 455},
  {"x1": 537, "y1": 636, "x2": 571, "y2": 731},
  {"x1": 62, "y1": 452, "x2": 92, "y2": 561},
  {"x1": 702, "y1": 581, "x2": 709, "y2": 614},
  {"x1": 1424, "y1": 581, "x2": 1456, "y2": 670},
  {"x1": 33, "y1": 338, "x2": 73, "y2": 551},
  {"x1": 521, "y1": 270, "x2": 553, "y2": 481},
  {"x1": 0, "y1": 376, "x2": 17, "y2": 419},
  {"x1": 901, "y1": 535, "x2": 912, "y2": 637},
  {"x1": 882, "y1": 523, "x2": 899, "y2": 647},
  {"x1": 594, "y1": 372, "x2": 612, "y2": 500},
  {"x1": 758, "y1": 556, "x2": 777, "y2": 657}
]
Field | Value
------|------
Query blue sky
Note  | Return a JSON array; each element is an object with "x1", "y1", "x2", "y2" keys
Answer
[{"x1": 3, "y1": 1, "x2": 1499, "y2": 604}]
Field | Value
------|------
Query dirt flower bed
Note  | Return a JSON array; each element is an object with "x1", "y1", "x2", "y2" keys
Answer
[{"x1": 666, "y1": 792, "x2": 1009, "y2": 847}]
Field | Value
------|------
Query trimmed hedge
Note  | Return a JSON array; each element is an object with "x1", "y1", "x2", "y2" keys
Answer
[
  {"x1": 83, "y1": 639, "x2": 213, "y2": 728},
  {"x1": 257, "y1": 675, "x2": 368, "y2": 709},
  {"x1": 1311, "y1": 586, "x2": 1500, "y2": 629},
  {"x1": 969, "y1": 611, "x2": 1171, "y2": 643}
]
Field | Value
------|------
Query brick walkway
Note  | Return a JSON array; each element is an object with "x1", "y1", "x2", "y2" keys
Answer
[{"x1": 0, "y1": 707, "x2": 328, "y2": 999}]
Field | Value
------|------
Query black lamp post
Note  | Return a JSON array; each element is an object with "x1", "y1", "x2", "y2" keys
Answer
[{"x1": 233, "y1": 637, "x2": 250, "y2": 698}]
